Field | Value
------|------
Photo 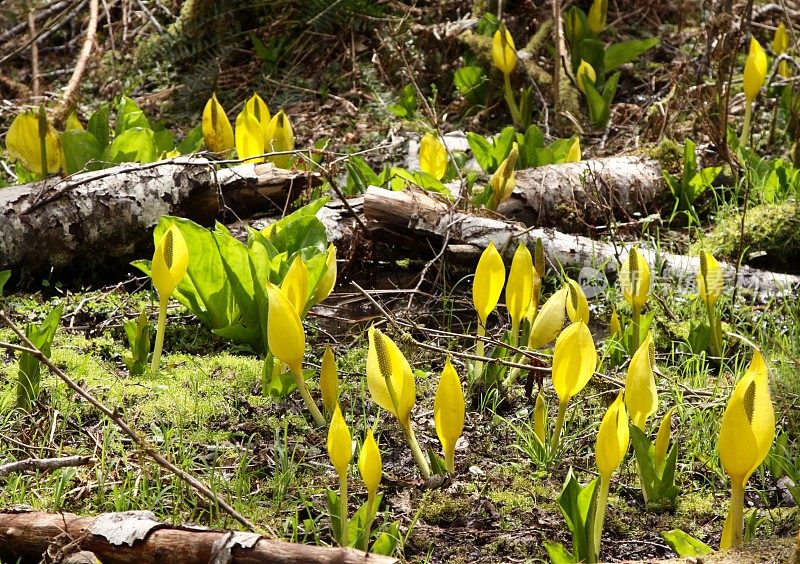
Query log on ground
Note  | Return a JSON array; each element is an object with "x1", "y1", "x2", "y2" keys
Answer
[
  {"x1": 0, "y1": 510, "x2": 397, "y2": 564},
  {"x1": 363, "y1": 186, "x2": 800, "y2": 296},
  {"x1": 0, "y1": 158, "x2": 319, "y2": 276}
]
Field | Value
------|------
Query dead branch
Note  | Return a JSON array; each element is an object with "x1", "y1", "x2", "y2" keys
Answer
[
  {"x1": 58, "y1": 0, "x2": 99, "y2": 120},
  {"x1": 0, "y1": 455, "x2": 92, "y2": 477}
]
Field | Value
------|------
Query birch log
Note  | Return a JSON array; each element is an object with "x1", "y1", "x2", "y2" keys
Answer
[
  {"x1": 0, "y1": 510, "x2": 396, "y2": 564},
  {"x1": 363, "y1": 186, "x2": 800, "y2": 296},
  {"x1": 0, "y1": 158, "x2": 319, "y2": 275}
]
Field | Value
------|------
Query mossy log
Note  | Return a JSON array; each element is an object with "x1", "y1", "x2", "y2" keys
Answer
[
  {"x1": 0, "y1": 158, "x2": 319, "y2": 277},
  {"x1": 0, "y1": 510, "x2": 395, "y2": 564},
  {"x1": 362, "y1": 186, "x2": 800, "y2": 295}
]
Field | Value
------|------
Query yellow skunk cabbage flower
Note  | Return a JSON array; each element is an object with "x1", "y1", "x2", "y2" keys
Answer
[
  {"x1": 719, "y1": 350, "x2": 775, "y2": 549},
  {"x1": 367, "y1": 326, "x2": 416, "y2": 424},
  {"x1": 419, "y1": 133, "x2": 447, "y2": 180},
  {"x1": 577, "y1": 60, "x2": 597, "y2": 94},
  {"x1": 773, "y1": 23, "x2": 790, "y2": 77},
  {"x1": 588, "y1": 0, "x2": 608, "y2": 34},
  {"x1": 552, "y1": 322, "x2": 597, "y2": 406},
  {"x1": 328, "y1": 405, "x2": 352, "y2": 477},
  {"x1": 65, "y1": 110, "x2": 84, "y2": 131},
  {"x1": 265, "y1": 109, "x2": 294, "y2": 168},
  {"x1": 596, "y1": 392, "x2": 630, "y2": 482},
  {"x1": 529, "y1": 238, "x2": 546, "y2": 319},
  {"x1": 202, "y1": 93, "x2": 234, "y2": 154},
  {"x1": 320, "y1": 345, "x2": 339, "y2": 414},
  {"x1": 533, "y1": 390, "x2": 547, "y2": 444},
  {"x1": 235, "y1": 106, "x2": 265, "y2": 163},
  {"x1": 150, "y1": 223, "x2": 189, "y2": 375},
  {"x1": 358, "y1": 429, "x2": 382, "y2": 551},
  {"x1": 312, "y1": 244, "x2": 337, "y2": 306},
  {"x1": 473, "y1": 241, "x2": 505, "y2": 328},
  {"x1": 245, "y1": 92, "x2": 271, "y2": 140},
  {"x1": 528, "y1": 286, "x2": 567, "y2": 349},
  {"x1": 625, "y1": 334, "x2": 657, "y2": 430},
  {"x1": 610, "y1": 309, "x2": 622, "y2": 338},
  {"x1": 489, "y1": 143, "x2": 519, "y2": 210},
  {"x1": 697, "y1": 251, "x2": 723, "y2": 306},
  {"x1": 434, "y1": 358, "x2": 465, "y2": 473},
  {"x1": 620, "y1": 247, "x2": 650, "y2": 311},
  {"x1": 281, "y1": 255, "x2": 309, "y2": 315},
  {"x1": 492, "y1": 25, "x2": 517, "y2": 76},
  {"x1": 506, "y1": 244, "x2": 533, "y2": 344},
  {"x1": 743, "y1": 37, "x2": 768, "y2": 104},
  {"x1": 6, "y1": 110, "x2": 62, "y2": 176},
  {"x1": 566, "y1": 137, "x2": 581, "y2": 162},
  {"x1": 654, "y1": 408, "x2": 673, "y2": 473},
  {"x1": 266, "y1": 282, "x2": 325, "y2": 426},
  {"x1": 565, "y1": 278, "x2": 590, "y2": 324}
]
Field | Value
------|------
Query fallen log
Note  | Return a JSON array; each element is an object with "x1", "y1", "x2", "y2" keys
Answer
[
  {"x1": 362, "y1": 186, "x2": 800, "y2": 296},
  {"x1": 0, "y1": 510, "x2": 397, "y2": 564},
  {"x1": 0, "y1": 158, "x2": 319, "y2": 277}
]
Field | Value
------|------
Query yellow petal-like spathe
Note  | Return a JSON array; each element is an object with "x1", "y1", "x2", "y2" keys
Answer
[
  {"x1": 506, "y1": 244, "x2": 533, "y2": 329},
  {"x1": 743, "y1": 37, "x2": 768, "y2": 103},
  {"x1": 65, "y1": 111, "x2": 84, "y2": 131},
  {"x1": 654, "y1": 408, "x2": 674, "y2": 472},
  {"x1": 533, "y1": 391, "x2": 547, "y2": 444},
  {"x1": 419, "y1": 133, "x2": 447, "y2": 181},
  {"x1": 473, "y1": 242, "x2": 506, "y2": 326},
  {"x1": 434, "y1": 358, "x2": 465, "y2": 467},
  {"x1": 619, "y1": 247, "x2": 651, "y2": 310},
  {"x1": 719, "y1": 350, "x2": 775, "y2": 486},
  {"x1": 566, "y1": 137, "x2": 581, "y2": 162},
  {"x1": 6, "y1": 111, "x2": 62, "y2": 176},
  {"x1": 773, "y1": 23, "x2": 790, "y2": 76},
  {"x1": 587, "y1": 0, "x2": 607, "y2": 34},
  {"x1": 552, "y1": 321, "x2": 597, "y2": 404},
  {"x1": 625, "y1": 333, "x2": 658, "y2": 430},
  {"x1": 321, "y1": 345, "x2": 339, "y2": 414},
  {"x1": 281, "y1": 255, "x2": 309, "y2": 315},
  {"x1": 528, "y1": 287, "x2": 567, "y2": 349},
  {"x1": 245, "y1": 92, "x2": 271, "y2": 140},
  {"x1": 151, "y1": 223, "x2": 189, "y2": 299},
  {"x1": 265, "y1": 109, "x2": 294, "y2": 168},
  {"x1": 312, "y1": 244, "x2": 338, "y2": 305},
  {"x1": 202, "y1": 93, "x2": 234, "y2": 154},
  {"x1": 266, "y1": 282, "x2": 305, "y2": 377},
  {"x1": 235, "y1": 106, "x2": 265, "y2": 163},
  {"x1": 697, "y1": 251, "x2": 724, "y2": 306},
  {"x1": 366, "y1": 326, "x2": 416, "y2": 424},
  {"x1": 577, "y1": 60, "x2": 597, "y2": 94},
  {"x1": 596, "y1": 392, "x2": 630, "y2": 481},
  {"x1": 359, "y1": 429, "x2": 382, "y2": 496},
  {"x1": 327, "y1": 405, "x2": 352, "y2": 477},
  {"x1": 610, "y1": 309, "x2": 622, "y2": 338},
  {"x1": 565, "y1": 278, "x2": 590, "y2": 324},
  {"x1": 489, "y1": 143, "x2": 519, "y2": 209},
  {"x1": 492, "y1": 26, "x2": 517, "y2": 75}
]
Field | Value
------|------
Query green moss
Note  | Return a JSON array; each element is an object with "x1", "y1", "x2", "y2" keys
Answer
[
  {"x1": 642, "y1": 137, "x2": 684, "y2": 174},
  {"x1": 696, "y1": 202, "x2": 800, "y2": 272},
  {"x1": 419, "y1": 489, "x2": 472, "y2": 526}
]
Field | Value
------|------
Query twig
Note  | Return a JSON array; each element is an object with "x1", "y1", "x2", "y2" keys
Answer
[
  {"x1": 0, "y1": 455, "x2": 92, "y2": 478},
  {"x1": 27, "y1": 2, "x2": 41, "y2": 98},
  {"x1": 0, "y1": 310, "x2": 267, "y2": 536},
  {"x1": 0, "y1": 0, "x2": 69, "y2": 44},
  {"x1": 58, "y1": 0, "x2": 99, "y2": 120}
]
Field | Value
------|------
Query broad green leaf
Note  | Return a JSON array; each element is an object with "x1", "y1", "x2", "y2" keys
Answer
[
  {"x1": 557, "y1": 469, "x2": 599, "y2": 562},
  {"x1": 177, "y1": 125, "x2": 204, "y2": 154},
  {"x1": 493, "y1": 127, "x2": 517, "y2": 164},
  {"x1": 116, "y1": 95, "x2": 149, "y2": 134},
  {"x1": 105, "y1": 127, "x2": 158, "y2": 163},
  {"x1": 454, "y1": 66, "x2": 487, "y2": 105},
  {"x1": 61, "y1": 130, "x2": 103, "y2": 174},
  {"x1": 604, "y1": 38, "x2": 659, "y2": 72},
  {"x1": 601, "y1": 71, "x2": 620, "y2": 104},
  {"x1": 584, "y1": 81, "x2": 611, "y2": 129},
  {"x1": 544, "y1": 541, "x2": 579, "y2": 564},
  {"x1": 0, "y1": 271, "x2": 10, "y2": 296},
  {"x1": 371, "y1": 521, "x2": 400, "y2": 556},
  {"x1": 345, "y1": 157, "x2": 380, "y2": 194},
  {"x1": 466, "y1": 132, "x2": 494, "y2": 171},
  {"x1": 18, "y1": 305, "x2": 62, "y2": 411},
  {"x1": 660, "y1": 529, "x2": 713, "y2": 557},
  {"x1": 152, "y1": 123, "x2": 175, "y2": 155},
  {"x1": 575, "y1": 38, "x2": 605, "y2": 79},
  {"x1": 88, "y1": 104, "x2": 110, "y2": 148},
  {"x1": 268, "y1": 216, "x2": 328, "y2": 259}
]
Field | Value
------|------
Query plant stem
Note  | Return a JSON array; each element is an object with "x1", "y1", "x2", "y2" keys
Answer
[
  {"x1": 721, "y1": 480, "x2": 745, "y2": 549},
  {"x1": 706, "y1": 300, "x2": 723, "y2": 358},
  {"x1": 445, "y1": 444, "x2": 455, "y2": 474},
  {"x1": 362, "y1": 492, "x2": 376, "y2": 552},
  {"x1": 740, "y1": 101, "x2": 753, "y2": 148},
  {"x1": 475, "y1": 323, "x2": 486, "y2": 381},
  {"x1": 150, "y1": 295, "x2": 168, "y2": 375},
  {"x1": 339, "y1": 472, "x2": 349, "y2": 547},
  {"x1": 550, "y1": 400, "x2": 568, "y2": 454},
  {"x1": 592, "y1": 476, "x2": 611, "y2": 562},
  {"x1": 634, "y1": 449, "x2": 651, "y2": 504},
  {"x1": 290, "y1": 365, "x2": 326, "y2": 427},
  {"x1": 503, "y1": 73, "x2": 522, "y2": 129},
  {"x1": 401, "y1": 419, "x2": 431, "y2": 479},
  {"x1": 631, "y1": 306, "x2": 641, "y2": 354}
]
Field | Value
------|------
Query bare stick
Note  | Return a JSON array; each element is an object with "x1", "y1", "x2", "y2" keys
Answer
[
  {"x1": 27, "y1": 2, "x2": 41, "y2": 98},
  {"x1": 58, "y1": 0, "x2": 99, "y2": 119},
  {"x1": 0, "y1": 455, "x2": 92, "y2": 477},
  {"x1": 552, "y1": 0, "x2": 562, "y2": 127},
  {"x1": 0, "y1": 310, "x2": 267, "y2": 536}
]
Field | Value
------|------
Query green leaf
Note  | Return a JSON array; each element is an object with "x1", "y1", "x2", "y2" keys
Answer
[
  {"x1": 61, "y1": 130, "x2": 103, "y2": 174},
  {"x1": 388, "y1": 84, "x2": 417, "y2": 118},
  {"x1": 584, "y1": 81, "x2": 611, "y2": 129},
  {"x1": 454, "y1": 66, "x2": 487, "y2": 105},
  {"x1": 88, "y1": 104, "x2": 110, "y2": 149},
  {"x1": 467, "y1": 132, "x2": 494, "y2": 172},
  {"x1": 575, "y1": 38, "x2": 605, "y2": 79},
  {"x1": 177, "y1": 125, "x2": 205, "y2": 155},
  {"x1": 660, "y1": 529, "x2": 713, "y2": 557},
  {"x1": 493, "y1": 127, "x2": 517, "y2": 164},
  {"x1": 548, "y1": 138, "x2": 577, "y2": 163},
  {"x1": 630, "y1": 425, "x2": 659, "y2": 501},
  {"x1": 345, "y1": 156, "x2": 380, "y2": 195},
  {"x1": 0, "y1": 271, "x2": 11, "y2": 296},
  {"x1": 601, "y1": 71, "x2": 620, "y2": 104},
  {"x1": 152, "y1": 123, "x2": 175, "y2": 155},
  {"x1": 116, "y1": 95, "x2": 149, "y2": 134},
  {"x1": 268, "y1": 216, "x2": 328, "y2": 260},
  {"x1": 557, "y1": 468, "x2": 599, "y2": 562},
  {"x1": 18, "y1": 305, "x2": 62, "y2": 411},
  {"x1": 105, "y1": 127, "x2": 158, "y2": 164},
  {"x1": 325, "y1": 488, "x2": 344, "y2": 545},
  {"x1": 371, "y1": 521, "x2": 400, "y2": 556},
  {"x1": 544, "y1": 541, "x2": 579, "y2": 563},
  {"x1": 604, "y1": 38, "x2": 659, "y2": 72}
]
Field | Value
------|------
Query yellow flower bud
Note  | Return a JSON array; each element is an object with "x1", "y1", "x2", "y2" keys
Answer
[
  {"x1": 596, "y1": 392, "x2": 630, "y2": 482},
  {"x1": 552, "y1": 322, "x2": 597, "y2": 405},
  {"x1": 528, "y1": 287, "x2": 567, "y2": 349},
  {"x1": 327, "y1": 405, "x2": 352, "y2": 477},
  {"x1": 473, "y1": 242, "x2": 506, "y2": 327},
  {"x1": 281, "y1": 255, "x2": 309, "y2": 315},
  {"x1": 265, "y1": 109, "x2": 294, "y2": 168},
  {"x1": 489, "y1": 142, "x2": 519, "y2": 209},
  {"x1": 773, "y1": 23, "x2": 790, "y2": 77},
  {"x1": 151, "y1": 223, "x2": 189, "y2": 300},
  {"x1": 202, "y1": 93, "x2": 234, "y2": 154},
  {"x1": 624, "y1": 334, "x2": 658, "y2": 430},
  {"x1": 419, "y1": 133, "x2": 447, "y2": 180},
  {"x1": 619, "y1": 247, "x2": 651, "y2": 311},
  {"x1": 610, "y1": 309, "x2": 622, "y2": 338},
  {"x1": 358, "y1": 429, "x2": 382, "y2": 496},
  {"x1": 235, "y1": 105, "x2": 265, "y2": 163},
  {"x1": 576, "y1": 60, "x2": 597, "y2": 94},
  {"x1": 312, "y1": 244, "x2": 337, "y2": 306},
  {"x1": 434, "y1": 357, "x2": 465, "y2": 473},
  {"x1": 533, "y1": 390, "x2": 547, "y2": 444},
  {"x1": 245, "y1": 92, "x2": 271, "y2": 140},
  {"x1": 565, "y1": 278, "x2": 590, "y2": 324},
  {"x1": 743, "y1": 37, "x2": 768, "y2": 104},
  {"x1": 587, "y1": 0, "x2": 607, "y2": 34},
  {"x1": 266, "y1": 282, "x2": 305, "y2": 378},
  {"x1": 566, "y1": 137, "x2": 581, "y2": 162},
  {"x1": 506, "y1": 244, "x2": 533, "y2": 331},
  {"x1": 697, "y1": 251, "x2": 723, "y2": 307},
  {"x1": 654, "y1": 408, "x2": 674, "y2": 472},
  {"x1": 492, "y1": 26, "x2": 517, "y2": 76},
  {"x1": 320, "y1": 346, "x2": 339, "y2": 414}
]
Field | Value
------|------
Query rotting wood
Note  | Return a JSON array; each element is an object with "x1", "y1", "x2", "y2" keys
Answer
[
  {"x1": 362, "y1": 186, "x2": 800, "y2": 296},
  {"x1": 0, "y1": 455, "x2": 92, "y2": 477},
  {"x1": 0, "y1": 158, "x2": 319, "y2": 276},
  {"x1": 0, "y1": 510, "x2": 398, "y2": 564}
]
